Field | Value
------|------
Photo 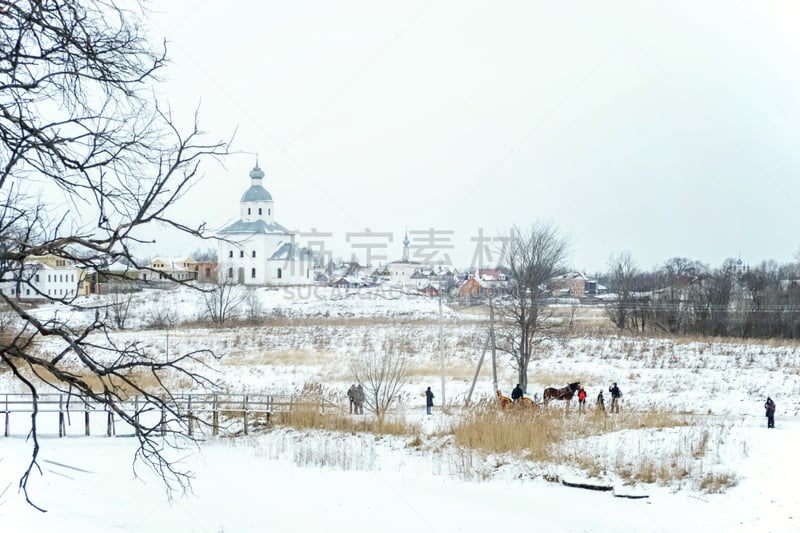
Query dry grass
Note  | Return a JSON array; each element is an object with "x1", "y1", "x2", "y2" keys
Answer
[
  {"x1": 446, "y1": 403, "x2": 738, "y2": 491},
  {"x1": 696, "y1": 471, "x2": 738, "y2": 493},
  {"x1": 222, "y1": 348, "x2": 331, "y2": 366},
  {"x1": 276, "y1": 402, "x2": 415, "y2": 437},
  {"x1": 1, "y1": 353, "x2": 194, "y2": 398},
  {"x1": 452, "y1": 405, "x2": 690, "y2": 458}
]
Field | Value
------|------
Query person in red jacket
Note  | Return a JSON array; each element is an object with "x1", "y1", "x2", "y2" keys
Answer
[{"x1": 577, "y1": 386, "x2": 587, "y2": 413}]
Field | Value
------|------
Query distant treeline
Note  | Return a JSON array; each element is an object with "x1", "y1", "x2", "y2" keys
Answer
[{"x1": 599, "y1": 256, "x2": 800, "y2": 339}]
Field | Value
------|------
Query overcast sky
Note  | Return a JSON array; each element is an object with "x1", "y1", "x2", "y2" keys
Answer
[{"x1": 144, "y1": 1, "x2": 800, "y2": 273}]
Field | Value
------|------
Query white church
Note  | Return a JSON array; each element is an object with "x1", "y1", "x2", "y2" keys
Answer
[{"x1": 216, "y1": 163, "x2": 315, "y2": 286}]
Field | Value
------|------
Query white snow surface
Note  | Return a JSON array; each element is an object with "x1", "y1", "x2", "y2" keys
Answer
[{"x1": 0, "y1": 285, "x2": 798, "y2": 532}]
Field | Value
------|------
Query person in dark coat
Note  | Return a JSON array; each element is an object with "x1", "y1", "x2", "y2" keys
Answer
[
  {"x1": 596, "y1": 390, "x2": 605, "y2": 411},
  {"x1": 511, "y1": 384, "x2": 523, "y2": 402},
  {"x1": 347, "y1": 384, "x2": 357, "y2": 414},
  {"x1": 609, "y1": 382, "x2": 622, "y2": 413},
  {"x1": 425, "y1": 386, "x2": 434, "y2": 415},
  {"x1": 354, "y1": 384, "x2": 365, "y2": 415},
  {"x1": 765, "y1": 397, "x2": 776, "y2": 428}
]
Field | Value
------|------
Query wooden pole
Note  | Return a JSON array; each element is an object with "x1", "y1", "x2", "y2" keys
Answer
[
  {"x1": 58, "y1": 395, "x2": 66, "y2": 438},
  {"x1": 212, "y1": 394, "x2": 219, "y2": 436},
  {"x1": 187, "y1": 395, "x2": 193, "y2": 437},
  {"x1": 489, "y1": 289, "x2": 498, "y2": 393},
  {"x1": 134, "y1": 395, "x2": 140, "y2": 436},
  {"x1": 465, "y1": 332, "x2": 490, "y2": 407},
  {"x1": 243, "y1": 395, "x2": 249, "y2": 436},
  {"x1": 4, "y1": 394, "x2": 9, "y2": 437},
  {"x1": 84, "y1": 408, "x2": 90, "y2": 436},
  {"x1": 107, "y1": 408, "x2": 114, "y2": 437}
]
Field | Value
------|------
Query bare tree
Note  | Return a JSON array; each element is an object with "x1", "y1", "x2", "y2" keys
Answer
[
  {"x1": 651, "y1": 257, "x2": 708, "y2": 334},
  {"x1": 494, "y1": 223, "x2": 569, "y2": 393},
  {"x1": 202, "y1": 280, "x2": 246, "y2": 325},
  {"x1": 349, "y1": 344, "x2": 410, "y2": 424},
  {"x1": 606, "y1": 251, "x2": 639, "y2": 331},
  {"x1": 107, "y1": 288, "x2": 135, "y2": 329},
  {"x1": 0, "y1": 1, "x2": 228, "y2": 509},
  {"x1": 243, "y1": 288, "x2": 264, "y2": 323},
  {"x1": 192, "y1": 247, "x2": 218, "y2": 262}
]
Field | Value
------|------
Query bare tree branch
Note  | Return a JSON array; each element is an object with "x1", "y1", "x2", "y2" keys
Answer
[{"x1": 0, "y1": 0, "x2": 229, "y2": 510}]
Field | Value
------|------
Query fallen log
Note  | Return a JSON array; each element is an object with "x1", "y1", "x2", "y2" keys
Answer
[
  {"x1": 613, "y1": 491, "x2": 649, "y2": 499},
  {"x1": 561, "y1": 479, "x2": 614, "y2": 491}
]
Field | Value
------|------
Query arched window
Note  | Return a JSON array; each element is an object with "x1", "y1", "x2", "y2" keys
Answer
[
  {"x1": 251, "y1": 268, "x2": 256, "y2": 278},
  {"x1": 277, "y1": 268, "x2": 282, "y2": 279},
  {"x1": 228, "y1": 267, "x2": 234, "y2": 278},
  {"x1": 240, "y1": 251, "x2": 244, "y2": 258},
  {"x1": 258, "y1": 208, "x2": 262, "y2": 215},
  {"x1": 252, "y1": 250, "x2": 256, "y2": 258},
  {"x1": 229, "y1": 250, "x2": 233, "y2": 258},
  {"x1": 247, "y1": 207, "x2": 251, "y2": 215}
]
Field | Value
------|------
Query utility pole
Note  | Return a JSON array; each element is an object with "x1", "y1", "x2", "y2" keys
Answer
[
  {"x1": 438, "y1": 279, "x2": 446, "y2": 407},
  {"x1": 489, "y1": 288, "x2": 498, "y2": 392}
]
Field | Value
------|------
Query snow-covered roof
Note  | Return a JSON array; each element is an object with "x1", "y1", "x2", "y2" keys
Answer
[
  {"x1": 241, "y1": 184, "x2": 273, "y2": 202},
  {"x1": 151, "y1": 256, "x2": 194, "y2": 266},
  {"x1": 218, "y1": 219, "x2": 290, "y2": 235},
  {"x1": 268, "y1": 242, "x2": 315, "y2": 261}
]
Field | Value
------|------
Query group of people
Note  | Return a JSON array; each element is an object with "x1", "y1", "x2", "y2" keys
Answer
[
  {"x1": 347, "y1": 384, "x2": 436, "y2": 415},
  {"x1": 350, "y1": 382, "x2": 778, "y2": 427},
  {"x1": 510, "y1": 381, "x2": 623, "y2": 413},
  {"x1": 347, "y1": 384, "x2": 365, "y2": 414}
]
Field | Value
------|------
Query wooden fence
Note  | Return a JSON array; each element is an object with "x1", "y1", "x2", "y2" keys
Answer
[{"x1": 2, "y1": 392, "x2": 339, "y2": 438}]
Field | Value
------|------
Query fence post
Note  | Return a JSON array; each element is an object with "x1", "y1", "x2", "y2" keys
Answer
[
  {"x1": 243, "y1": 395, "x2": 248, "y2": 436},
  {"x1": 58, "y1": 395, "x2": 66, "y2": 438},
  {"x1": 187, "y1": 395, "x2": 193, "y2": 437},
  {"x1": 212, "y1": 394, "x2": 219, "y2": 436},
  {"x1": 107, "y1": 407, "x2": 115, "y2": 437},
  {"x1": 134, "y1": 395, "x2": 140, "y2": 436},
  {"x1": 4, "y1": 394, "x2": 9, "y2": 437},
  {"x1": 84, "y1": 406, "x2": 90, "y2": 436},
  {"x1": 160, "y1": 403, "x2": 166, "y2": 437}
]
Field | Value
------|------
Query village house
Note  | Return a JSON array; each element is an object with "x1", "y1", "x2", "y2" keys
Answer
[
  {"x1": 458, "y1": 269, "x2": 508, "y2": 302},
  {"x1": 551, "y1": 272, "x2": 590, "y2": 298},
  {"x1": 0, "y1": 255, "x2": 83, "y2": 300},
  {"x1": 86, "y1": 258, "x2": 141, "y2": 295},
  {"x1": 143, "y1": 256, "x2": 197, "y2": 282},
  {"x1": 193, "y1": 261, "x2": 218, "y2": 283}
]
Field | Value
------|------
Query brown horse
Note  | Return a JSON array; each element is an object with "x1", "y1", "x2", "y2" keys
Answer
[
  {"x1": 496, "y1": 390, "x2": 513, "y2": 409},
  {"x1": 543, "y1": 382, "x2": 581, "y2": 405},
  {"x1": 497, "y1": 390, "x2": 537, "y2": 410},
  {"x1": 516, "y1": 396, "x2": 537, "y2": 408}
]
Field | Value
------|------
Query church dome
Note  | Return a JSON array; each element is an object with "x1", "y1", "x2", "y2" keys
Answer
[
  {"x1": 241, "y1": 164, "x2": 273, "y2": 202},
  {"x1": 249, "y1": 166, "x2": 265, "y2": 180},
  {"x1": 241, "y1": 185, "x2": 273, "y2": 202}
]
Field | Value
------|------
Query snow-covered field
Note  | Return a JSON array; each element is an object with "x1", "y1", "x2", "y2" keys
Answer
[{"x1": 1, "y1": 286, "x2": 798, "y2": 532}]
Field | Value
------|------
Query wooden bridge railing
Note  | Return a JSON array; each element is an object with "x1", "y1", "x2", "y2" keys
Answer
[{"x1": 2, "y1": 392, "x2": 339, "y2": 438}]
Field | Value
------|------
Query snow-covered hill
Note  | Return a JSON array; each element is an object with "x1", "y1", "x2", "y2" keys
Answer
[{"x1": 1, "y1": 285, "x2": 798, "y2": 532}]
